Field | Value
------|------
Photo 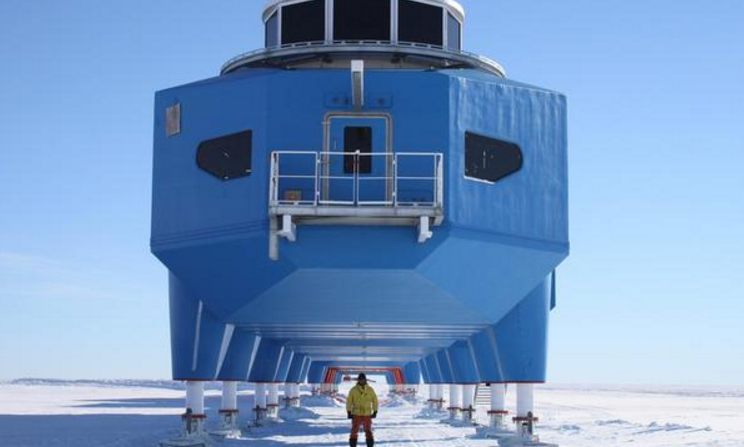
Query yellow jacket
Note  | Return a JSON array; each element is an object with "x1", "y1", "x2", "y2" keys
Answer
[{"x1": 346, "y1": 384, "x2": 379, "y2": 416}]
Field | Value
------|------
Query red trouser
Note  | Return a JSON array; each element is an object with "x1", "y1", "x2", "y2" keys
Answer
[{"x1": 350, "y1": 415, "x2": 373, "y2": 439}]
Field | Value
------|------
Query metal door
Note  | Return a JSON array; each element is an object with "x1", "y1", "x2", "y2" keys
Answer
[{"x1": 323, "y1": 116, "x2": 390, "y2": 205}]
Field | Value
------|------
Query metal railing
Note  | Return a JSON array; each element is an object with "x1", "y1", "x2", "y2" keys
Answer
[
  {"x1": 221, "y1": 41, "x2": 506, "y2": 77},
  {"x1": 269, "y1": 151, "x2": 443, "y2": 210}
]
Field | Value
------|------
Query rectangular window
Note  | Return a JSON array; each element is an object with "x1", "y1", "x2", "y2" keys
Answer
[
  {"x1": 344, "y1": 127, "x2": 373, "y2": 174},
  {"x1": 465, "y1": 132, "x2": 523, "y2": 183},
  {"x1": 282, "y1": 0, "x2": 325, "y2": 45},
  {"x1": 447, "y1": 13, "x2": 461, "y2": 51},
  {"x1": 334, "y1": 0, "x2": 391, "y2": 41},
  {"x1": 399, "y1": 0, "x2": 443, "y2": 46},
  {"x1": 265, "y1": 11, "x2": 279, "y2": 47}
]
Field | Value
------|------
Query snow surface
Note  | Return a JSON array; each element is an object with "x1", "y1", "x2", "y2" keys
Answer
[{"x1": 1, "y1": 380, "x2": 743, "y2": 446}]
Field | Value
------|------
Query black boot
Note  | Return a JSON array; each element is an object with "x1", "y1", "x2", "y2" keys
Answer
[
  {"x1": 366, "y1": 437, "x2": 374, "y2": 447},
  {"x1": 349, "y1": 438, "x2": 358, "y2": 447}
]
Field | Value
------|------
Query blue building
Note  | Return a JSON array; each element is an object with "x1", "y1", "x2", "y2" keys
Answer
[{"x1": 152, "y1": 0, "x2": 568, "y2": 444}]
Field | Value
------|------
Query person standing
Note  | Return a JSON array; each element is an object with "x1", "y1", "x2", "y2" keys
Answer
[{"x1": 346, "y1": 373, "x2": 379, "y2": 447}]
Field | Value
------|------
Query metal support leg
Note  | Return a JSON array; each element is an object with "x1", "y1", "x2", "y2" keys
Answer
[
  {"x1": 447, "y1": 384, "x2": 462, "y2": 422},
  {"x1": 292, "y1": 383, "x2": 301, "y2": 407},
  {"x1": 511, "y1": 384, "x2": 546, "y2": 445},
  {"x1": 485, "y1": 383, "x2": 511, "y2": 434},
  {"x1": 278, "y1": 215, "x2": 296, "y2": 242},
  {"x1": 211, "y1": 381, "x2": 241, "y2": 438},
  {"x1": 435, "y1": 385, "x2": 444, "y2": 410},
  {"x1": 254, "y1": 383, "x2": 267, "y2": 424},
  {"x1": 461, "y1": 384, "x2": 476, "y2": 424},
  {"x1": 159, "y1": 381, "x2": 207, "y2": 447},
  {"x1": 267, "y1": 383, "x2": 280, "y2": 419},
  {"x1": 283, "y1": 383, "x2": 293, "y2": 409},
  {"x1": 418, "y1": 216, "x2": 433, "y2": 243}
]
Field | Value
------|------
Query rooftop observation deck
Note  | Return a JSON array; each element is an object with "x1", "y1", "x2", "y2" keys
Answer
[{"x1": 221, "y1": 0, "x2": 505, "y2": 77}]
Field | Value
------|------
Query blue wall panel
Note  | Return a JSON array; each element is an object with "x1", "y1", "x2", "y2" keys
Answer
[
  {"x1": 448, "y1": 340, "x2": 480, "y2": 384},
  {"x1": 286, "y1": 354, "x2": 308, "y2": 383},
  {"x1": 248, "y1": 338, "x2": 285, "y2": 382},
  {"x1": 169, "y1": 273, "x2": 227, "y2": 380},
  {"x1": 153, "y1": 66, "x2": 568, "y2": 383},
  {"x1": 419, "y1": 360, "x2": 431, "y2": 384},
  {"x1": 436, "y1": 350, "x2": 454, "y2": 383},
  {"x1": 217, "y1": 331, "x2": 260, "y2": 381},
  {"x1": 307, "y1": 362, "x2": 328, "y2": 384},
  {"x1": 274, "y1": 348, "x2": 294, "y2": 382},
  {"x1": 403, "y1": 362, "x2": 422, "y2": 385}
]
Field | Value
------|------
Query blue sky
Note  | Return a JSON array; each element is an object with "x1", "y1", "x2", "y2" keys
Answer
[{"x1": 0, "y1": 0, "x2": 742, "y2": 385}]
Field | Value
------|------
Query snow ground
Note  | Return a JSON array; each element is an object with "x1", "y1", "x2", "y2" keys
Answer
[{"x1": 0, "y1": 380, "x2": 743, "y2": 447}]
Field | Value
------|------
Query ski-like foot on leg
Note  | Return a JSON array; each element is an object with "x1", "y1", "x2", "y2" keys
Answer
[
  {"x1": 497, "y1": 413, "x2": 557, "y2": 447},
  {"x1": 159, "y1": 411, "x2": 208, "y2": 447}
]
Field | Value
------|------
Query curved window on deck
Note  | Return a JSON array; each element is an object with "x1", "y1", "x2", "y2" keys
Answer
[
  {"x1": 197, "y1": 130, "x2": 253, "y2": 181},
  {"x1": 464, "y1": 132, "x2": 523, "y2": 183},
  {"x1": 447, "y1": 12, "x2": 461, "y2": 51},
  {"x1": 334, "y1": 0, "x2": 392, "y2": 41},
  {"x1": 399, "y1": 0, "x2": 444, "y2": 46},
  {"x1": 282, "y1": 0, "x2": 326, "y2": 45},
  {"x1": 265, "y1": 11, "x2": 279, "y2": 47}
]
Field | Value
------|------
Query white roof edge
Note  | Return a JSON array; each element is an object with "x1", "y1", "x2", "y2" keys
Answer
[{"x1": 262, "y1": 0, "x2": 465, "y2": 23}]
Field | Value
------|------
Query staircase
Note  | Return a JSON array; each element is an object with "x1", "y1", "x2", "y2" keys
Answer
[{"x1": 475, "y1": 384, "x2": 491, "y2": 407}]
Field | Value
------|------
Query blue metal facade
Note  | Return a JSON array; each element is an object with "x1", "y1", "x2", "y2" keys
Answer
[{"x1": 152, "y1": 30, "x2": 568, "y2": 386}]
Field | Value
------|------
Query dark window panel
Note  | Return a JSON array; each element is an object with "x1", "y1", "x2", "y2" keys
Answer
[
  {"x1": 334, "y1": 0, "x2": 391, "y2": 41},
  {"x1": 197, "y1": 130, "x2": 253, "y2": 181},
  {"x1": 282, "y1": 0, "x2": 325, "y2": 45},
  {"x1": 447, "y1": 13, "x2": 461, "y2": 51},
  {"x1": 399, "y1": 0, "x2": 443, "y2": 46},
  {"x1": 344, "y1": 127, "x2": 373, "y2": 174},
  {"x1": 464, "y1": 132, "x2": 523, "y2": 183}
]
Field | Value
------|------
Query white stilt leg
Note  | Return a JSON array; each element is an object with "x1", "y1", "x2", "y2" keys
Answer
[
  {"x1": 267, "y1": 383, "x2": 280, "y2": 419},
  {"x1": 513, "y1": 384, "x2": 543, "y2": 445},
  {"x1": 461, "y1": 384, "x2": 476, "y2": 424},
  {"x1": 159, "y1": 381, "x2": 207, "y2": 447},
  {"x1": 283, "y1": 383, "x2": 293, "y2": 408},
  {"x1": 447, "y1": 384, "x2": 462, "y2": 422},
  {"x1": 516, "y1": 384, "x2": 534, "y2": 418},
  {"x1": 186, "y1": 381, "x2": 205, "y2": 416},
  {"x1": 254, "y1": 383, "x2": 267, "y2": 424},
  {"x1": 487, "y1": 383, "x2": 511, "y2": 434},
  {"x1": 212, "y1": 381, "x2": 240, "y2": 438},
  {"x1": 435, "y1": 385, "x2": 444, "y2": 410},
  {"x1": 222, "y1": 381, "x2": 238, "y2": 411},
  {"x1": 292, "y1": 383, "x2": 301, "y2": 406}
]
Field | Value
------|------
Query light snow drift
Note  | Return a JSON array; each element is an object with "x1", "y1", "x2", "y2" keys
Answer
[{"x1": 0, "y1": 380, "x2": 742, "y2": 447}]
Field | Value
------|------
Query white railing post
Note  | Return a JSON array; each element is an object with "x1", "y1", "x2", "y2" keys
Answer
[
  {"x1": 354, "y1": 149, "x2": 360, "y2": 206},
  {"x1": 393, "y1": 154, "x2": 398, "y2": 207},
  {"x1": 314, "y1": 152, "x2": 320, "y2": 206},
  {"x1": 436, "y1": 154, "x2": 444, "y2": 208},
  {"x1": 269, "y1": 152, "x2": 276, "y2": 206},
  {"x1": 275, "y1": 153, "x2": 281, "y2": 204}
]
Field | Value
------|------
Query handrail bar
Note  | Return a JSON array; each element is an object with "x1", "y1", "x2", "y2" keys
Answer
[
  {"x1": 269, "y1": 151, "x2": 443, "y2": 212},
  {"x1": 221, "y1": 41, "x2": 506, "y2": 78}
]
